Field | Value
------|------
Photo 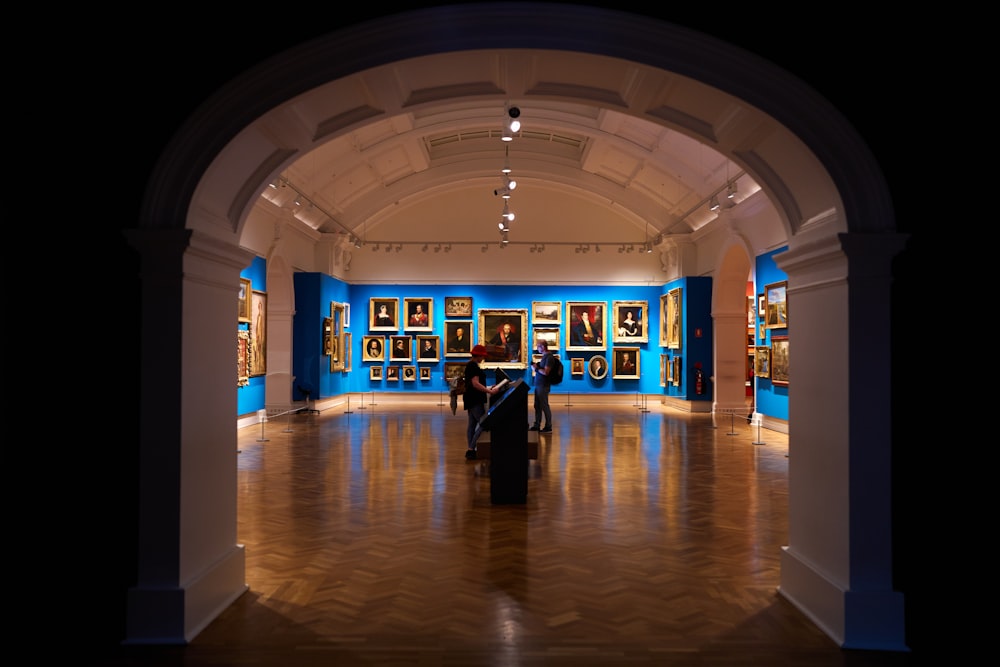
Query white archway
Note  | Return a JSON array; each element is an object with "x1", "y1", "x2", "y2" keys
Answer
[{"x1": 126, "y1": 6, "x2": 906, "y2": 651}]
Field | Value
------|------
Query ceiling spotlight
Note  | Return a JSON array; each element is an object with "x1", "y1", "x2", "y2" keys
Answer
[
  {"x1": 268, "y1": 179, "x2": 278, "y2": 189},
  {"x1": 293, "y1": 194, "x2": 302, "y2": 206},
  {"x1": 498, "y1": 221, "x2": 509, "y2": 232},
  {"x1": 372, "y1": 243, "x2": 380, "y2": 251},
  {"x1": 444, "y1": 244, "x2": 452, "y2": 252},
  {"x1": 482, "y1": 244, "x2": 489, "y2": 252},
  {"x1": 422, "y1": 244, "x2": 429, "y2": 252},
  {"x1": 709, "y1": 195, "x2": 721, "y2": 211},
  {"x1": 727, "y1": 181, "x2": 737, "y2": 199},
  {"x1": 353, "y1": 237, "x2": 363, "y2": 249},
  {"x1": 595, "y1": 245, "x2": 600, "y2": 253},
  {"x1": 646, "y1": 243, "x2": 653, "y2": 254},
  {"x1": 434, "y1": 244, "x2": 442, "y2": 252},
  {"x1": 507, "y1": 105, "x2": 521, "y2": 133},
  {"x1": 501, "y1": 202, "x2": 515, "y2": 222},
  {"x1": 502, "y1": 146, "x2": 512, "y2": 174}
]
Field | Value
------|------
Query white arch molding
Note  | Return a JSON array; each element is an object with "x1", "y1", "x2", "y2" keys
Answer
[{"x1": 126, "y1": 6, "x2": 907, "y2": 651}]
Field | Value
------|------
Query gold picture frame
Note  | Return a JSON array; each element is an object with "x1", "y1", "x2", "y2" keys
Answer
[
  {"x1": 369, "y1": 365, "x2": 383, "y2": 381},
  {"x1": 444, "y1": 320, "x2": 473, "y2": 356},
  {"x1": 661, "y1": 288, "x2": 682, "y2": 349},
  {"x1": 660, "y1": 353, "x2": 668, "y2": 387},
  {"x1": 419, "y1": 367, "x2": 431, "y2": 381},
  {"x1": 570, "y1": 357, "x2": 585, "y2": 376},
  {"x1": 386, "y1": 365, "x2": 400, "y2": 381},
  {"x1": 444, "y1": 296, "x2": 473, "y2": 318},
  {"x1": 403, "y1": 365, "x2": 417, "y2": 381},
  {"x1": 342, "y1": 332, "x2": 351, "y2": 372},
  {"x1": 478, "y1": 308, "x2": 528, "y2": 368},
  {"x1": 531, "y1": 300, "x2": 561, "y2": 325},
  {"x1": 404, "y1": 297, "x2": 433, "y2": 332},
  {"x1": 565, "y1": 301, "x2": 607, "y2": 351},
  {"x1": 250, "y1": 291, "x2": 267, "y2": 376},
  {"x1": 237, "y1": 329, "x2": 250, "y2": 387},
  {"x1": 612, "y1": 346, "x2": 640, "y2": 379},
  {"x1": 323, "y1": 317, "x2": 333, "y2": 356},
  {"x1": 363, "y1": 335, "x2": 385, "y2": 361},
  {"x1": 370, "y1": 297, "x2": 399, "y2": 332},
  {"x1": 764, "y1": 281, "x2": 788, "y2": 329},
  {"x1": 416, "y1": 335, "x2": 440, "y2": 362},
  {"x1": 444, "y1": 362, "x2": 465, "y2": 383},
  {"x1": 389, "y1": 335, "x2": 411, "y2": 362},
  {"x1": 532, "y1": 327, "x2": 560, "y2": 351},
  {"x1": 771, "y1": 336, "x2": 789, "y2": 386},
  {"x1": 612, "y1": 300, "x2": 648, "y2": 343},
  {"x1": 754, "y1": 345, "x2": 771, "y2": 378},
  {"x1": 672, "y1": 356, "x2": 682, "y2": 387},
  {"x1": 588, "y1": 355, "x2": 608, "y2": 380},
  {"x1": 238, "y1": 278, "x2": 252, "y2": 323},
  {"x1": 329, "y1": 301, "x2": 345, "y2": 372}
]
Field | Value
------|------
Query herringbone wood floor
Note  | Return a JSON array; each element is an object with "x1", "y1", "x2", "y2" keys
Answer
[{"x1": 106, "y1": 398, "x2": 914, "y2": 666}]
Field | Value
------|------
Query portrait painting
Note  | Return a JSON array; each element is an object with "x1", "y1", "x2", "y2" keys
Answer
[
  {"x1": 571, "y1": 357, "x2": 585, "y2": 376},
  {"x1": 369, "y1": 365, "x2": 383, "y2": 381},
  {"x1": 661, "y1": 288, "x2": 682, "y2": 349},
  {"x1": 370, "y1": 297, "x2": 399, "y2": 332},
  {"x1": 444, "y1": 296, "x2": 473, "y2": 318},
  {"x1": 588, "y1": 354, "x2": 608, "y2": 380},
  {"x1": 612, "y1": 346, "x2": 640, "y2": 379},
  {"x1": 444, "y1": 320, "x2": 473, "y2": 357},
  {"x1": 386, "y1": 365, "x2": 400, "y2": 381},
  {"x1": 565, "y1": 301, "x2": 607, "y2": 351},
  {"x1": 404, "y1": 297, "x2": 433, "y2": 332},
  {"x1": 419, "y1": 367, "x2": 431, "y2": 381},
  {"x1": 478, "y1": 309, "x2": 528, "y2": 368},
  {"x1": 672, "y1": 356, "x2": 682, "y2": 387},
  {"x1": 389, "y1": 335, "x2": 411, "y2": 362},
  {"x1": 612, "y1": 300, "x2": 648, "y2": 343},
  {"x1": 416, "y1": 335, "x2": 440, "y2": 362},
  {"x1": 755, "y1": 345, "x2": 771, "y2": 378},
  {"x1": 362, "y1": 335, "x2": 385, "y2": 362},
  {"x1": 237, "y1": 329, "x2": 250, "y2": 387},
  {"x1": 403, "y1": 365, "x2": 417, "y2": 382},
  {"x1": 329, "y1": 301, "x2": 344, "y2": 373}
]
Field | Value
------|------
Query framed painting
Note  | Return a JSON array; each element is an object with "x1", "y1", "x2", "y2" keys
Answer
[
  {"x1": 342, "y1": 332, "x2": 351, "y2": 372},
  {"x1": 612, "y1": 346, "x2": 640, "y2": 379},
  {"x1": 389, "y1": 335, "x2": 411, "y2": 362},
  {"x1": 770, "y1": 336, "x2": 789, "y2": 386},
  {"x1": 672, "y1": 356, "x2": 682, "y2": 387},
  {"x1": 747, "y1": 296, "x2": 756, "y2": 329},
  {"x1": 419, "y1": 367, "x2": 431, "y2": 381},
  {"x1": 570, "y1": 357, "x2": 585, "y2": 376},
  {"x1": 386, "y1": 365, "x2": 400, "y2": 381},
  {"x1": 444, "y1": 296, "x2": 473, "y2": 318},
  {"x1": 238, "y1": 278, "x2": 252, "y2": 323},
  {"x1": 402, "y1": 365, "x2": 417, "y2": 381},
  {"x1": 588, "y1": 355, "x2": 608, "y2": 380},
  {"x1": 531, "y1": 300, "x2": 561, "y2": 325},
  {"x1": 444, "y1": 361, "x2": 465, "y2": 383},
  {"x1": 764, "y1": 281, "x2": 788, "y2": 329},
  {"x1": 478, "y1": 308, "x2": 528, "y2": 368},
  {"x1": 329, "y1": 301, "x2": 345, "y2": 372},
  {"x1": 363, "y1": 335, "x2": 385, "y2": 361},
  {"x1": 758, "y1": 293, "x2": 766, "y2": 317},
  {"x1": 404, "y1": 297, "x2": 433, "y2": 332},
  {"x1": 322, "y1": 317, "x2": 333, "y2": 356},
  {"x1": 370, "y1": 297, "x2": 399, "y2": 332},
  {"x1": 612, "y1": 300, "x2": 648, "y2": 343},
  {"x1": 532, "y1": 327, "x2": 560, "y2": 352},
  {"x1": 565, "y1": 301, "x2": 607, "y2": 351},
  {"x1": 444, "y1": 320, "x2": 473, "y2": 356},
  {"x1": 416, "y1": 335, "x2": 440, "y2": 362},
  {"x1": 343, "y1": 302, "x2": 350, "y2": 328},
  {"x1": 237, "y1": 329, "x2": 250, "y2": 387},
  {"x1": 666, "y1": 354, "x2": 674, "y2": 384},
  {"x1": 754, "y1": 345, "x2": 771, "y2": 378},
  {"x1": 250, "y1": 291, "x2": 267, "y2": 376},
  {"x1": 369, "y1": 365, "x2": 383, "y2": 381},
  {"x1": 660, "y1": 288, "x2": 682, "y2": 349},
  {"x1": 660, "y1": 353, "x2": 668, "y2": 387}
]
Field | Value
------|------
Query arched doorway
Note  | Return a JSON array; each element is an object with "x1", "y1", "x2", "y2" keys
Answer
[{"x1": 125, "y1": 6, "x2": 906, "y2": 651}]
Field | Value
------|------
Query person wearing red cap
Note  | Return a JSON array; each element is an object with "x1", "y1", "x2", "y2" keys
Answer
[{"x1": 463, "y1": 344, "x2": 499, "y2": 459}]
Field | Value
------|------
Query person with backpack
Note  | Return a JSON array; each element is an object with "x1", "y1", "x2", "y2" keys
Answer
[{"x1": 529, "y1": 340, "x2": 555, "y2": 433}]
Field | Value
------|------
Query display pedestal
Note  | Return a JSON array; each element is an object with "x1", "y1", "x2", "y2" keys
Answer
[{"x1": 481, "y1": 380, "x2": 529, "y2": 504}]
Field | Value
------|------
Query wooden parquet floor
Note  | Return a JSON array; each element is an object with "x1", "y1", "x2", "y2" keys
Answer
[{"x1": 105, "y1": 399, "x2": 915, "y2": 666}]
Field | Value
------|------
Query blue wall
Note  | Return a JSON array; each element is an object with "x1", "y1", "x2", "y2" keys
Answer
[
  {"x1": 754, "y1": 248, "x2": 789, "y2": 420},
  {"x1": 237, "y1": 256, "x2": 267, "y2": 415}
]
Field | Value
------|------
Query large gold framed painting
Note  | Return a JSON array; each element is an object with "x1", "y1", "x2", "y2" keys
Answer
[
  {"x1": 477, "y1": 309, "x2": 528, "y2": 368},
  {"x1": 660, "y1": 288, "x2": 682, "y2": 349}
]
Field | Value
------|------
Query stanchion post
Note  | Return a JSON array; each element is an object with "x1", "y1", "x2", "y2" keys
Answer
[
  {"x1": 727, "y1": 409, "x2": 738, "y2": 436},
  {"x1": 640, "y1": 393, "x2": 650, "y2": 413},
  {"x1": 369, "y1": 390, "x2": 377, "y2": 407},
  {"x1": 752, "y1": 414, "x2": 766, "y2": 445},
  {"x1": 357, "y1": 390, "x2": 367, "y2": 410},
  {"x1": 344, "y1": 393, "x2": 353, "y2": 414},
  {"x1": 563, "y1": 391, "x2": 573, "y2": 407},
  {"x1": 256, "y1": 409, "x2": 270, "y2": 442},
  {"x1": 284, "y1": 408, "x2": 294, "y2": 433}
]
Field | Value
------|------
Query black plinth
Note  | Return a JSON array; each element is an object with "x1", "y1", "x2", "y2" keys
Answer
[{"x1": 479, "y1": 379, "x2": 529, "y2": 504}]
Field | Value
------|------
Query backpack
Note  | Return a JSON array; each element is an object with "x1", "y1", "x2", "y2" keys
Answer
[{"x1": 548, "y1": 355, "x2": 564, "y2": 385}]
